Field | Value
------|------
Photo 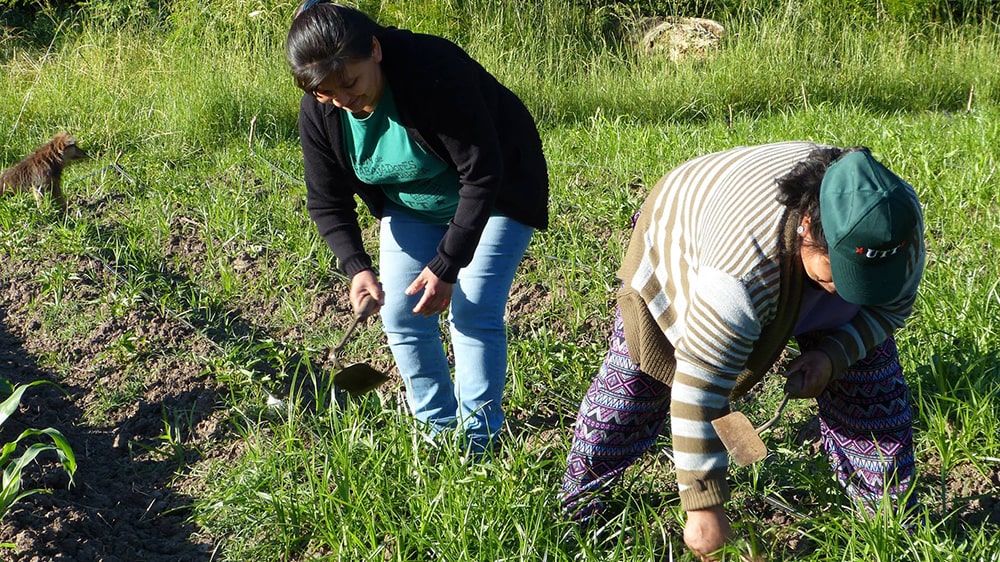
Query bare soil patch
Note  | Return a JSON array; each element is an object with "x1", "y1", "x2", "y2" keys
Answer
[
  {"x1": 0, "y1": 251, "x2": 233, "y2": 561},
  {"x1": 0, "y1": 201, "x2": 391, "y2": 561}
]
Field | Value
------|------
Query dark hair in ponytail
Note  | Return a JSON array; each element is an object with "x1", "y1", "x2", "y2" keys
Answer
[{"x1": 286, "y1": 3, "x2": 384, "y2": 92}]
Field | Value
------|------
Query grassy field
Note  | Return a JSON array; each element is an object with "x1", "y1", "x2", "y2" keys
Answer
[{"x1": 2, "y1": 0, "x2": 1000, "y2": 560}]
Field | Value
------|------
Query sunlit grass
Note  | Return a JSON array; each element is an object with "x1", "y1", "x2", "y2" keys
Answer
[{"x1": 3, "y1": 0, "x2": 1000, "y2": 560}]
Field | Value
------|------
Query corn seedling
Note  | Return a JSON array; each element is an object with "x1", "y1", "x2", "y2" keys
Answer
[{"x1": 0, "y1": 379, "x2": 77, "y2": 530}]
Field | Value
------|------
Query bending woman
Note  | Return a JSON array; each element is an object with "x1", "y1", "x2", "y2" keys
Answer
[
  {"x1": 286, "y1": 2, "x2": 549, "y2": 455},
  {"x1": 561, "y1": 142, "x2": 924, "y2": 560}
]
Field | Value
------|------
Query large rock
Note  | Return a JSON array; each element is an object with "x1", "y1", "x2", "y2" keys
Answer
[{"x1": 635, "y1": 16, "x2": 725, "y2": 61}]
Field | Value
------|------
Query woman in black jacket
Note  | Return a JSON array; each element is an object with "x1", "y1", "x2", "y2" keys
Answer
[{"x1": 286, "y1": 2, "x2": 549, "y2": 456}]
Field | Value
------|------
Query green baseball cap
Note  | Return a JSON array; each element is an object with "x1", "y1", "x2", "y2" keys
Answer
[{"x1": 820, "y1": 151, "x2": 923, "y2": 306}]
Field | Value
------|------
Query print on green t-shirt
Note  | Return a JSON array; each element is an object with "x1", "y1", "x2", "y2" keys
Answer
[{"x1": 342, "y1": 86, "x2": 461, "y2": 224}]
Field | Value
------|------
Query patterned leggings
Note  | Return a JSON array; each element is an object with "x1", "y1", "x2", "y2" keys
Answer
[{"x1": 560, "y1": 307, "x2": 916, "y2": 521}]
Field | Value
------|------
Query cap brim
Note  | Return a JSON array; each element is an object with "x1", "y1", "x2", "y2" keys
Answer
[{"x1": 830, "y1": 248, "x2": 912, "y2": 306}]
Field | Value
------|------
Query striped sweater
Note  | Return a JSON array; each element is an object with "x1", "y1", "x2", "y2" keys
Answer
[{"x1": 616, "y1": 142, "x2": 923, "y2": 510}]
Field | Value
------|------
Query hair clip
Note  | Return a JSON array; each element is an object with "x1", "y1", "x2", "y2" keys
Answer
[{"x1": 300, "y1": 0, "x2": 329, "y2": 12}]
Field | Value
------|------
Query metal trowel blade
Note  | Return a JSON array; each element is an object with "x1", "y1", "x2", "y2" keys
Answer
[
  {"x1": 712, "y1": 411, "x2": 769, "y2": 467},
  {"x1": 333, "y1": 363, "x2": 389, "y2": 396}
]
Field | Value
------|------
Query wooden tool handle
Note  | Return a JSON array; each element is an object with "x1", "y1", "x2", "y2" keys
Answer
[
  {"x1": 756, "y1": 393, "x2": 790, "y2": 434},
  {"x1": 355, "y1": 294, "x2": 379, "y2": 321}
]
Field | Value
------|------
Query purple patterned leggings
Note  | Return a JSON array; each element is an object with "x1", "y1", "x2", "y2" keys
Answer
[{"x1": 560, "y1": 307, "x2": 916, "y2": 521}]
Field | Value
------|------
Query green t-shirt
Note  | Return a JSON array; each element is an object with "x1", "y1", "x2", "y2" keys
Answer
[{"x1": 342, "y1": 86, "x2": 460, "y2": 224}]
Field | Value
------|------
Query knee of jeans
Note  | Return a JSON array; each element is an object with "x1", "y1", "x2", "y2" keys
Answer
[
  {"x1": 449, "y1": 306, "x2": 505, "y2": 336},
  {"x1": 450, "y1": 286, "x2": 509, "y2": 318},
  {"x1": 382, "y1": 311, "x2": 440, "y2": 340}
]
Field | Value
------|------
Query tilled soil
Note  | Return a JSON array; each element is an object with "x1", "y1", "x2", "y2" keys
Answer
[{"x1": 0, "y1": 252, "x2": 233, "y2": 561}]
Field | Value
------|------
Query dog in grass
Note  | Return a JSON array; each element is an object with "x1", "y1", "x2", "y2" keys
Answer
[{"x1": 1, "y1": 132, "x2": 90, "y2": 211}]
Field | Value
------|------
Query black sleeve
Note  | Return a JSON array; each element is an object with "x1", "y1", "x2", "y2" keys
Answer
[{"x1": 299, "y1": 96, "x2": 374, "y2": 278}]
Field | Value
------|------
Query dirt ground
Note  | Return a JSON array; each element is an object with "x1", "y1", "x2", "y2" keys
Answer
[
  {"x1": 1, "y1": 234, "x2": 999, "y2": 561},
  {"x1": 0, "y1": 250, "x2": 235, "y2": 561}
]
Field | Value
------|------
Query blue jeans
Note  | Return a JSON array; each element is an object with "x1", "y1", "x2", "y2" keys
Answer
[{"x1": 379, "y1": 206, "x2": 534, "y2": 454}]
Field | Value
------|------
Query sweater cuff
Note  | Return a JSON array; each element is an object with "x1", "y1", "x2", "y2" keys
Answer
[
  {"x1": 340, "y1": 255, "x2": 375, "y2": 279},
  {"x1": 426, "y1": 255, "x2": 461, "y2": 284},
  {"x1": 813, "y1": 339, "x2": 850, "y2": 380},
  {"x1": 678, "y1": 475, "x2": 730, "y2": 511}
]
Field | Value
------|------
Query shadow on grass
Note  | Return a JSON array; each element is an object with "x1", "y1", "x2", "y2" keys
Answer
[
  {"x1": 0, "y1": 168, "x2": 347, "y2": 558},
  {"x1": 0, "y1": 308, "x2": 216, "y2": 561}
]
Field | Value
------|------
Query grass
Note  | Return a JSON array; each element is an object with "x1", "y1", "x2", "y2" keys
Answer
[{"x1": 3, "y1": 0, "x2": 1000, "y2": 560}]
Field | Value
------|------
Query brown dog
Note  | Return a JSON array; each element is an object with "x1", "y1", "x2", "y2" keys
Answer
[{"x1": 1, "y1": 132, "x2": 90, "y2": 211}]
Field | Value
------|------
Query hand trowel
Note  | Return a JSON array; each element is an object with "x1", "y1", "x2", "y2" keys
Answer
[
  {"x1": 711, "y1": 393, "x2": 790, "y2": 466},
  {"x1": 330, "y1": 295, "x2": 389, "y2": 396}
]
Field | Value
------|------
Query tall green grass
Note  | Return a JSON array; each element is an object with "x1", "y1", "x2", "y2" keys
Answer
[{"x1": 3, "y1": 0, "x2": 1000, "y2": 560}]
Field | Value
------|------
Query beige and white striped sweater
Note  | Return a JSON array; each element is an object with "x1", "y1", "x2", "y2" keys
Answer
[{"x1": 616, "y1": 142, "x2": 922, "y2": 510}]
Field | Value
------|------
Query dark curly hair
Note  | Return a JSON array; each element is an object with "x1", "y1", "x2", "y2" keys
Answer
[{"x1": 775, "y1": 145, "x2": 870, "y2": 251}]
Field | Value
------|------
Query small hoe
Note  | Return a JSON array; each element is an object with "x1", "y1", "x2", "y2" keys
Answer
[
  {"x1": 330, "y1": 295, "x2": 389, "y2": 396},
  {"x1": 712, "y1": 393, "x2": 790, "y2": 466}
]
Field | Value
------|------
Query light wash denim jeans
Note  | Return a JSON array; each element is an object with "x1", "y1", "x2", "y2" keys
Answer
[{"x1": 379, "y1": 206, "x2": 534, "y2": 454}]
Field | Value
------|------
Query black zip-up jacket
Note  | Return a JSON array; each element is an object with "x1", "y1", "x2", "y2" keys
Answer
[{"x1": 298, "y1": 28, "x2": 549, "y2": 283}]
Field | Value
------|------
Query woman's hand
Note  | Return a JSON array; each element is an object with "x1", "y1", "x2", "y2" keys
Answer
[
  {"x1": 350, "y1": 269, "x2": 384, "y2": 315},
  {"x1": 405, "y1": 267, "x2": 454, "y2": 316},
  {"x1": 783, "y1": 350, "x2": 834, "y2": 398},
  {"x1": 684, "y1": 506, "x2": 732, "y2": 561}
]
